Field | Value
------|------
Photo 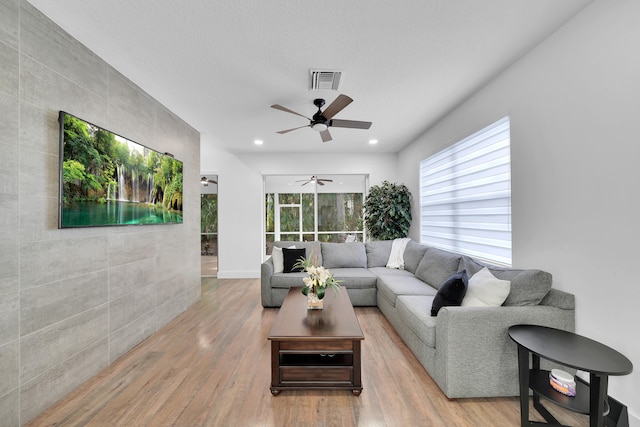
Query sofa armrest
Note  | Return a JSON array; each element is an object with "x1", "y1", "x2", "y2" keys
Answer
[
  {"x1": 434, "y1": 304, "x2": 575, "y2": 397},
  {"x1": 540, "y1": 288, "x2": 575, "y2": 310},
  {"x1": 261, "y1": 258, "x2": 274, "y2": 307}
]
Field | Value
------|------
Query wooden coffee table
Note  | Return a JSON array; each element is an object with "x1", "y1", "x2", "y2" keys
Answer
[{"x1": 268, "y1": 287, "x2": 364, "y2": 395}]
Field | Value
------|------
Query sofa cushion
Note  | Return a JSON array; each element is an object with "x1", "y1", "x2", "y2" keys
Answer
[
  {"x1": 365, "y1": 240, "x2": 393, "y2": 268},
  {"x1": 415, "y1": 247, "x2": 462, "y2": 289},
  {"x1": 282, "y1": 248, "x2": 306, "y2": 273},
  {"x1": 274, "y1": 241, "x2": 322, "y2": 266},
  {"x1": 271, "y1": 272, "x2": 309, "y2": 288},
  {"x1": 459, "y1": 256, "x2": 552, "y2": 306},
  {"x1": 368, "y1": 267, "x2": 415, "y2": 278},
  {"x1": 377, "y1": 275, "x2": 437, "y2": 307},
  {"x1": 396, "y1": 295, "x2": 437, "y2": 348},
  {"x1": 322, "y1": 242, "x2": 367, "y2": 268},
  {"x1": 431, "y1": 270, "x2": 469, "y2": 316},
  {"x1": 461, "y1": 267, "x2": 510, "y2": 307},
  {"x1": 403, "y1": 241, "x2": 429, "y2": 274},
  {"x1": 327, "y1": 268, "x2": 378, "y2": 289}
]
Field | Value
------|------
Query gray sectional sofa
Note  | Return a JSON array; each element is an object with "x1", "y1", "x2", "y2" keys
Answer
[{"x1": 261, "y1": 240, "x2": 575, "y2": 398}]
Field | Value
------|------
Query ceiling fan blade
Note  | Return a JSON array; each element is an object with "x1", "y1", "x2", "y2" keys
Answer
[
  {"x1": 318, "y1": 179, "x2": 333, "y2": 183},
  {"x1": 317, "y1": 181, "x2": 325, "y2": 186},
  {"x1": 277, "y1": 125, "x2": 310, "y2": 134},
  {"x1": 300, "y1": 181, "x2": 310, "y2": 186},
  {"x1": 321, "y1": 94, "x2": 353, "y2": 119},
  {"x1": 320, "y1": 129, "x2": 332, "y2": 142},
  {"x1": 271, "y1": 104, "x2": 311, "y2": 120},
  {"x1": 201, "y1": 177, "x2": 218, "y2": 185},
  {"x1": 330, "y1": 119, "x2": 372, "y2": 130}
]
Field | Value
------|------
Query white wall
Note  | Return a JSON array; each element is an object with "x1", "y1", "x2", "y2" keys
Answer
[
  {"x1": 199, "y1": 144, "x2": 261, "y2": 278},
  {"x1": 398, "y1": 0, "x2": 639, "y2": 423},
  {"x1": 200, "y1": 145, "x2": 398, "y2": 278}
]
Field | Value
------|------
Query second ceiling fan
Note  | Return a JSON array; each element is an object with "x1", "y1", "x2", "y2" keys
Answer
[
  {"x1": 271, "y1": 94, "x2": 372, "y2": 142},
  {"x1": 296, "y1": 175, "x2": 333, "y2": 186}
]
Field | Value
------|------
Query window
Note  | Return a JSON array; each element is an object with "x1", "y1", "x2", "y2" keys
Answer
[
  {"x1": 419, "y1": 116, "x2": 511, "y2": 266},
  {"x1": 264, "y1": 175, "x2": 366, "y2": 255}
]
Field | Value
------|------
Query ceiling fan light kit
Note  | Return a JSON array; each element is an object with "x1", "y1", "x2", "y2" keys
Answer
[
  {"x1": 296, "y1": 176, "x2": 333, "y2": 186},
  {"x1": 311, "y1": 122, "x2": 328, "y2": 132},
  {"x1": 271, "y1": 94, "x2": 372, "y2": 142}
]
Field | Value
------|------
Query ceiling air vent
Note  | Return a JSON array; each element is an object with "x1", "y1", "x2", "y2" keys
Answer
[{"x1": 309, "y1": 69, "x2": 343, "y2": 91}]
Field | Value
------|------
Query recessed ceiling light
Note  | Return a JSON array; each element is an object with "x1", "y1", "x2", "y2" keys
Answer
[
  {"x1": 254, "y1": 139, "x2": 263, "y2": 145},
  {"x1": 369, "y1": 139, "x2": 378, "y2": 145}
]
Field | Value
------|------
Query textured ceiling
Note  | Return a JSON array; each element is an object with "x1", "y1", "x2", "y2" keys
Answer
[{"x1": 28, "y1": 0, "x2": 591, "y2": 154}]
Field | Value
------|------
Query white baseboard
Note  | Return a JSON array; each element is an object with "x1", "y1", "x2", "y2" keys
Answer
[{"x1": 630, "y1": 411, "x2": 639, "y2": 427}]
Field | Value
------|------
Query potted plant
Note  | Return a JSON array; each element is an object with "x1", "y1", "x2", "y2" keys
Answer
[
  {"x1": 364, "y1": 181, "x2": 412, "y2": 240},
  {"x1": 293, "y1": 256, "x2": 341, "y2": 309}
]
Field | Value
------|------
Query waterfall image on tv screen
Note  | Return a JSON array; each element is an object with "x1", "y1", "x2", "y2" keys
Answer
[{"x1": 58, "y1": 111, "x2": 183, "y2": 228}]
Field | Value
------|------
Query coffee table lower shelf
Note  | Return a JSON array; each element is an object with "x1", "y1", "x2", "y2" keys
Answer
[
  {"x1": 270, "y1": 340, "x2": 362, "y2": 396},
  {"x1": 268, "y1": 288, "x2": 365, "y2": 396}
]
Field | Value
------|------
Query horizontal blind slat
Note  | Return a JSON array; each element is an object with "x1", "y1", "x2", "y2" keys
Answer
[{"x1": 419, "y1": 116, "x2": 511, "y2": 265}]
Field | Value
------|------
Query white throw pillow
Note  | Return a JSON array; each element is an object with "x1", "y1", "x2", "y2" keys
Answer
[
  {"x1": 271, "y1": 246, "x2": 295, "y2": 273},
  {"x1": 461, "y1": 267, "x2": 511, "y2": 307}
]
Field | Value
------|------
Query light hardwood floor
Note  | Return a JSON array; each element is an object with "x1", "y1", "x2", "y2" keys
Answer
[
  {"x1": 27, "y1": 278, "x2": 588, "y2": 426},
  {"x1": 201, "y1": 255, "x2": 218, "y2": 277}
]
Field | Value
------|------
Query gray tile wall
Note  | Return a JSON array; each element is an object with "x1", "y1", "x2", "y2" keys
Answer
[{"x1": 0, "y1": 1, "x2": 201, "y2": 425}]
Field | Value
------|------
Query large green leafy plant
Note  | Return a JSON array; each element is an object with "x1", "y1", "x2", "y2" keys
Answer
[{"x1": 364, "y1": 181, "x2": 412, "y2": 240}]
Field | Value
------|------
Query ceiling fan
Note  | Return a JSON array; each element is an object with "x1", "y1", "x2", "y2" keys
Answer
[
  {"x1": 271, "y1": 94, "x2": 372, "y2": 142},
  {"x1": 201, "y1": 176, "x2": 217, "y2": 186},
  {"x1": 296, "y1": 176, "x2": 333, "y2": 186}
]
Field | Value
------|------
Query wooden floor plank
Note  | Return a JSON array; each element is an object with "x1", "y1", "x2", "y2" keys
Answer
[{"x1": 26, "y1": 278, "x2": 589, "y2": 427}]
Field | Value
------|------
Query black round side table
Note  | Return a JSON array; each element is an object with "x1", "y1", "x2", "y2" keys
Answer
[{"x1": 508, "y1": 325, "x2": 632, "y2": 427}]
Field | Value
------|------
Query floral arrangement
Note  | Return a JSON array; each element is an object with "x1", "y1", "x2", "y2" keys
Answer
[{"x1": 293, "y1": 256, "x2": 341, "y2": 299}]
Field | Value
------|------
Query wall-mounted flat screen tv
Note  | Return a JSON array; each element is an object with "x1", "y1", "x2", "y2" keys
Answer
[{"x1": 58, "y1": 111, "x2": 183, "y2": 228}]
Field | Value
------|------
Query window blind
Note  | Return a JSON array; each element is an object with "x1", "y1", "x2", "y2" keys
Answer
[{"x1": 419, "y1": 116, "x2": 511, "y2": 266}]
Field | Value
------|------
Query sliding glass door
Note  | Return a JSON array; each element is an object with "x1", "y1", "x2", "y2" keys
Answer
[{"x1": 264, "y1": 174, "x2": 367, "y2": 256}]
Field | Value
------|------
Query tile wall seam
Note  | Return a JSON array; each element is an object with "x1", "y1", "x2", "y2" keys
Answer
[
  {"x1": 106, "y1": 67, "x2": 111, "y2": 368},
  {"x1": 18, "y1": 0, "x2": 22, "y2": 424},
  {"x1": 18, "y1": 50, "x2": 108, "y2": 107},
  {"x1": 17, "y1": 302, "x2": 109, "y2": 341},
  {"x1": 19, "y1": 336, "x2": 108, "y2": 389}
]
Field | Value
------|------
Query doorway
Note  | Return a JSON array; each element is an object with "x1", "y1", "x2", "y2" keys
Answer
[
  {"x1": 201, "y1": 174, "x2": 218, "y2": 277},
  {"x1": 263, "y1": 174, "x2": 368, "y2": 258}
]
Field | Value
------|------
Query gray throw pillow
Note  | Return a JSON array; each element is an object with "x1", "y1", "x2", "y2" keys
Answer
[
  {"x1": 415, "y1": 247, "x2": 462, "y2": 289},
  {"x1": 321, "y1": 242, "x2": 367, "y2": 268},
  {"x1": 365, "y1": 240, "x2": 393, "y2": 268}
]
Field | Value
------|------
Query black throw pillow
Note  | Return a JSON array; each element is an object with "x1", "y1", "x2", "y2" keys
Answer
[
  {"x1": 282, "y1": 248, "x2": 306, "y2": 273},
  {"x1": 430, "y1": 270, "x2": 469, "y2": 316}
]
